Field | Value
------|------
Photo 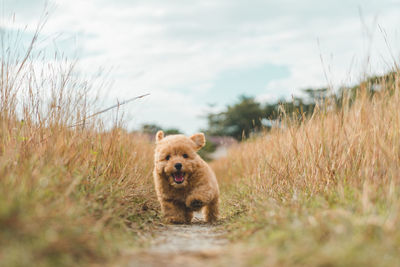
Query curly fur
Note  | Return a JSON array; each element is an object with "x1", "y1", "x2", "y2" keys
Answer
[{"x1": 153, "y1": 131, "x2": 219, "y2": 224}]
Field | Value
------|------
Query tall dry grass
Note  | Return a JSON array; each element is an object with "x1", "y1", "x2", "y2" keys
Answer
[
  {"x1": 0, "y1": 22, "x2": 157, "y2": 266},
  {"x1": 213, "y1": 72, "x2": 400, "y2": 266}
]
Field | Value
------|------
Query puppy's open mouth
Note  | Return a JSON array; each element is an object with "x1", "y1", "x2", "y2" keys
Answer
[{"x1": 172, "y1": 172, "x2": 185, "y2": 184}]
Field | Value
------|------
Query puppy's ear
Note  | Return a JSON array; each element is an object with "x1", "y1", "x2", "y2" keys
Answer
[
  {"x1": 190, "y1": 133, "x2": 206, "y2": 150},
  {"x1": 156, "y1": 130, "x2": 164, "y2": 143}
]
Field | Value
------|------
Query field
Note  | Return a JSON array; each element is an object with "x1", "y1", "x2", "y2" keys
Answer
[
  {"x1": 0, "y1": 36, "x2": 160, "y2": 265},
  {"x1": 213, "y1": 74, "x2": 400, "y2": 266},
  {"x1": 1, "y1": 24, "x2": 400, "y2": 266}
]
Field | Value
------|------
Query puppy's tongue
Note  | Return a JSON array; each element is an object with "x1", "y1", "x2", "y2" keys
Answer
[{"x1": 173, "y1": 172, "x2": 184, "y2": 182}]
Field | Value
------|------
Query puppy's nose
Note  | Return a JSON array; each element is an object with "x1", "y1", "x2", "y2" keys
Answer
[{"x1": 174, "y1": 163, "x2": 182, "y2": 170}]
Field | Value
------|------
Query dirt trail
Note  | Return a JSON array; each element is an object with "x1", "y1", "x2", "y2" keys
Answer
[{"x1": 129, "y1": 213, "x2": 228, "y2": 267}]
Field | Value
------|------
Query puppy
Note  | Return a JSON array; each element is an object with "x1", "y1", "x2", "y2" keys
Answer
[{"x1": 153, "y1": 131, "x2": 219, "y2": 223}]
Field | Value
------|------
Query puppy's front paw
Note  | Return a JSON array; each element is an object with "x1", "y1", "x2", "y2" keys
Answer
[{"x1": 190, "y1": 199, "x2": 204, "y2": 210}]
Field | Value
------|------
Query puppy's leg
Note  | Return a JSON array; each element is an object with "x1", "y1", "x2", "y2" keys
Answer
[
  {"x1": 186, "y1": 187, "x2": 214, "y2": 211},
  {"x1": 203, "y1": 198, "x2": 219, "y2": 223},
  {"x1": 161, "y1": 200, "x2": 186, "y2": 224},
  {"x1": 184, "y1": 209, "x2": 194, "y2": 224}
]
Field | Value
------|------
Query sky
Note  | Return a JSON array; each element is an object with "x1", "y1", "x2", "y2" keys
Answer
[{"x1": 1, "y1": 0, "x2": 400, "y2": 133}]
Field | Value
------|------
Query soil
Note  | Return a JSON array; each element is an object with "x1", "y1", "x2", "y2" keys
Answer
[{"x1": 128, "y1": 213, "x2": 228, "y2": 267}]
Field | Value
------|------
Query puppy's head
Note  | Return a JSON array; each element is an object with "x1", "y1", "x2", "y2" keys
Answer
[{"x1": 154, "y1": 131, "x2": 205, "y2": 188}]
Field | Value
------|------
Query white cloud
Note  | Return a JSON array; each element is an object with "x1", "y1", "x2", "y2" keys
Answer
[{"x1": 2, "y1": 0, "x2": 400, "y2": 133}]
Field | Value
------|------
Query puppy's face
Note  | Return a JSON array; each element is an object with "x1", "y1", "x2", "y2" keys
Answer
[{"x1": 154, "y1": 131, "x2": 205, "y2": 188}]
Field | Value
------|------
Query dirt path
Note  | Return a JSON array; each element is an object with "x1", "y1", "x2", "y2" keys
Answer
[{"x1": 128, "y1": 213, "x2": 228, "y2": 267}]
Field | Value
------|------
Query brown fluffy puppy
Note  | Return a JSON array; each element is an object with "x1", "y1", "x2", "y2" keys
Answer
[{"x1": 153, "y1": 131, "x2": 219, "y2": 224}]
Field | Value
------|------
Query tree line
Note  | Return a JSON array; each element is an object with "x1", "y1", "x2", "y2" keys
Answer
[
  {"x1": 204, "y1": 71, "x2": 397, "y2": 140},
  {"x1": 141, "y1": 72, "x2": 396, "y2": 141}
]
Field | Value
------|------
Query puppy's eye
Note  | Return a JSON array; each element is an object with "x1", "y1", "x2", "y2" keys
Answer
[
  {"x1": 183, "y1": 154, "x2": 189, "y2": 158},
  {"x1": 165, "y1": 155, "x2": 171, "y2": 160}
]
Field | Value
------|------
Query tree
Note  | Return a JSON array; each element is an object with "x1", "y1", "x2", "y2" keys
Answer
[
  {"x1": 163, "y1": 128, "x2": 181, "y2": 135},
  {"x1": 140, "y1": 124, "x2": 182, "y2": 135},
  {"x1": 206, "y1": 95, "x2": 265, "y2": 140},
  {"x1": 205, "y1": 93, "x2": 320, "y2": 141},
  {"x1": 141, "y1": 124, "x2": 162, "y2": 135}
]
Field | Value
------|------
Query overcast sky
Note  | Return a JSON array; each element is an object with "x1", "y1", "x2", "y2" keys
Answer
[{"x1": 1, "y1": 0, "x2": 400, "y2": 133}]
